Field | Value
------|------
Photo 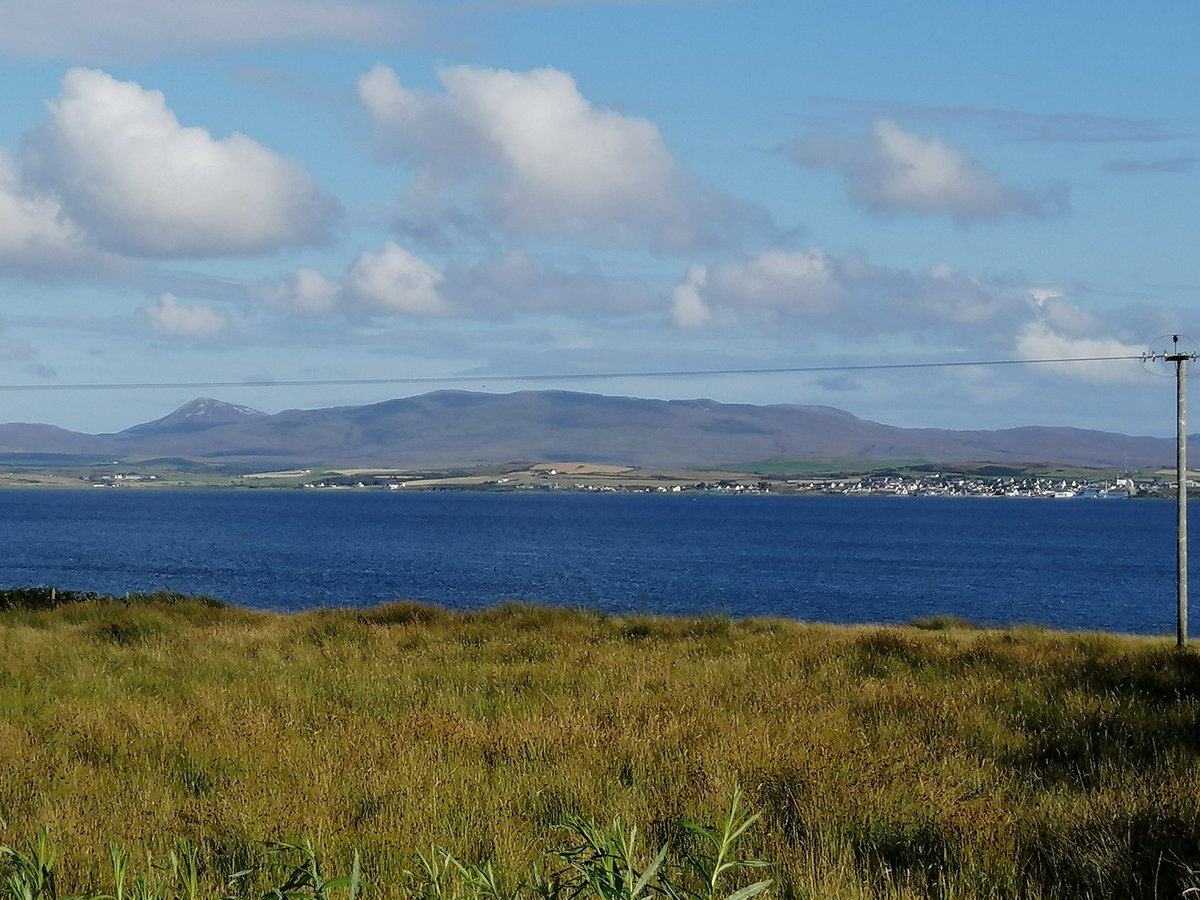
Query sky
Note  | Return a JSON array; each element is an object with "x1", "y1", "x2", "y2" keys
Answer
[{"x1": 0, "y1": 0, "x2": 1197, "y2": 438}]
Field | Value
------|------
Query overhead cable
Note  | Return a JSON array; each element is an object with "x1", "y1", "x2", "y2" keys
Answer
[{"x1": 0, "y1": 353, "x2": 1149, "y2": 393}]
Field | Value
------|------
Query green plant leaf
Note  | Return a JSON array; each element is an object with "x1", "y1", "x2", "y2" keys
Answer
[{"x1": 722, "y1": 879, "x2": 772, "y2": 900}]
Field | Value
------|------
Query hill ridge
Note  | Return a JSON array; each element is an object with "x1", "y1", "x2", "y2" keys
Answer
[{"x1": 0, "y1": 389, "x2": 1182, "y2": 469}]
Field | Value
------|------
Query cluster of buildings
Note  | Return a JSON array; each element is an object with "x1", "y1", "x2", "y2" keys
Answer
[
  {"x1": 786, "y1": 473, "x2": 1145, "y2": 499},
  {"x1": 87, "y1": 472, "x2": 159, "y2": 485},
  {"x1": 560, "y1": 479, "x2": 773, "y2": 494},
  {"x1": 70, "y1": 467, "x2": 1175, "y2": 500}
]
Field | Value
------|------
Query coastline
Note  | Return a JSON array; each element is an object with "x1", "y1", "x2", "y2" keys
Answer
[{"x1": 0, "y1": 460, "x2": 1177, "y2": 498}]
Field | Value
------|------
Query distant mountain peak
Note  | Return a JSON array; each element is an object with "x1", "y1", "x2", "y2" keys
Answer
[
  {"x1": 172, "y1": 398, "x2": 265, "y2": 420},
  {"x1": 117, "y1": 397, "x2": 266, "y2": 437}
]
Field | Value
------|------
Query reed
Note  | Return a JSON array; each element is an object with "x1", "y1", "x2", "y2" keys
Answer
[
  {"x1": 1, "y1": 795, "x2": 768, "y2": 900},
  {"x1": 1, "y1": 591, "x2": 1198, "y2": 899}
]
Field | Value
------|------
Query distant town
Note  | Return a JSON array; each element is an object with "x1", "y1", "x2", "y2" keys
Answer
[
  {"x1": 67, "y1": 466, "x2": 1181, "y2": 499},
  {"x1": 786, "y1": 473, "x2": 1150, "y2": 499}
]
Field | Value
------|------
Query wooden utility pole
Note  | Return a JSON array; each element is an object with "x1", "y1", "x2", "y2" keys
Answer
[{"x1": 1168, "y1": 335, "x2": 1190, "y2": 647}]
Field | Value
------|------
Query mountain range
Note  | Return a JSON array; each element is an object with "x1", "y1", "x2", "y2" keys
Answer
[{"x1": 0, "y1": 390, "x2": 1183, "y2": 470}]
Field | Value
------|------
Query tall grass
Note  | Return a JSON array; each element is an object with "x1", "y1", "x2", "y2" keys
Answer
[
  {"x1": 1, "y1": 592, "x2": 1199, "y2": 898},
  {"x1": 0, "y1": 796, "x2": 768, "y2": 900}
]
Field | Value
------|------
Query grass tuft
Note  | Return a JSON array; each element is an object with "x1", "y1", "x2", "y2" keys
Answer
[
  {"x1": 907, "y1": 614, "x2": 976, "y2": 631},
  {"x1": 358, "y1": 602, "x2": 453, "y2": 628}
]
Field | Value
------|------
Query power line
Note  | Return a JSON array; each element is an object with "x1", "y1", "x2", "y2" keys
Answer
[{"x1": 0, "y1": 352, "x2": 1150, "y2": 393}]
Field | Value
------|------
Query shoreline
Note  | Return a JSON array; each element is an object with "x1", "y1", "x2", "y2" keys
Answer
[{"x1": 0, "y1": 462, "x2": 1178, "y2": 499}]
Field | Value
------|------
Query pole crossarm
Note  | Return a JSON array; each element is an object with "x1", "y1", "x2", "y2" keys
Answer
[{"x1": 1143, "y1": 349, "x2": 1200, "y2": 363}]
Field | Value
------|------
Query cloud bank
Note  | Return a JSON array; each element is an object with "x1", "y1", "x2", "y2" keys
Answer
[
  {"x1": 670, "y1": 249, "x2": 1029, "y2": 336},
  {"x1": 668, "y1": 248, "x2": 1140, "y2": 384},
  {"x1": 0, "y1": 0, "x2": 420, "y2": 62},
  {"x1": 260, "y1": 242, "x2": 647, "y2": 320}
]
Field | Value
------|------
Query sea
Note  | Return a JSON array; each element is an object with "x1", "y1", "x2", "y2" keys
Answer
[{"x1": 0, "y1": 488, "x2": 1189, "y2": 635}]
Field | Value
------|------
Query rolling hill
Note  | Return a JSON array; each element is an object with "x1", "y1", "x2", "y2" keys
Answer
[{"x1": 0, "y1": 390, "x2": 1183, "y2": 470}]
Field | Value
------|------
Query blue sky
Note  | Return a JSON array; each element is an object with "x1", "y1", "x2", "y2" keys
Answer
[{"x1": 0, "y1": 0, "x2": 1197, "y2": 439}]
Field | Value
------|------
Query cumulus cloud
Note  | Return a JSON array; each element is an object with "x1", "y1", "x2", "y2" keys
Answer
[
  {"x1": 671, "y1": 249, "x2": 869, "y2": 330},
  {"x1": 139, "y1": 293, "x2": 228, "y2": 340},
  {"x1": 257, "y1": 268, "x2": 343, "y2": 318},
  {"x1": 672, "y1": 249, "x2": 854, "y2": 330},
  {"x1": 1014, "y1": 323, "x2": 1145, "y2": 383},
  {"x1": 670, "y1": 265, "x2": 713, "y2": 329},
  {"x1": 0, "y1": 146, "x2": 139, "y2": 276},
  {"x1": 259, "y1": 242, "x2": 450, "y2": 319},
  {"x1": 23, "y1": 68, "x2": 338, "y2": 258},
  {"x1": 670, "y1": 248, "x2": 1045, "y2": 345},
  {"x1": 671, "y1": 247, "x2": 1147, "y2": 391},
  {"x1": 261, "y1": 243, "x2": 650, "y2": 321},
  {"x1": 792, "y1": 119, "x2": 1066, "y2": 223},
  {"x1": 0, "y1": 0, "x2": 420, "y2": 62},
  {"x1": 358, "y1": 63, "x2": 767, "y2": 252},
  {"x1": 908, "y1": 264, "x2": 1025, "y2": 328},
  {"x1": 0, "y1": 68, "x2": 335, "y2": 271},
  {"x1": 711, "y1": 249, "x2": 844, "y2": 313},
  {"x1": 345, "y1": 242, "x2": 451, "y2": 316},
  {"x1": 1028, "y1": 288, "x2": 1106, "y2": 338},
  {"x1": 0, "y1": 148, "x2": 90, "y2": 271}
]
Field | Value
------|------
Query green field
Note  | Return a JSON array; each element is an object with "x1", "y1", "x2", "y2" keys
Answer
[{"x1": 2, "y1": 591, "x2": 1199, "y2": 899}]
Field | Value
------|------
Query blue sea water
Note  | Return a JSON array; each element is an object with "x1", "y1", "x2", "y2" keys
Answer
[{"x1": 0, "y1": 488, "x2": 1188, "y2": 635}]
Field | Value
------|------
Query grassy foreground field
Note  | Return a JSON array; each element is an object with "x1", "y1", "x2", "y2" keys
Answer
[{"x1": 2, "y1": 591, "x2": 1200, "y2": 899}]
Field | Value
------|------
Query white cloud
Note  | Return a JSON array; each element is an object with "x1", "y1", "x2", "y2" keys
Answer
[
  {"x1": 706, "y1": 249, "x2": 843, "y2": 313},
  {"x1": 345, "y1": 242, "x2": 450, "y2": 316},
  {"x1": 670, "y1": 265, "x2": 712, "y2": 329},
  {"x1": 0, "y1": 147, "x2": 128, "y2": 275},
  {"x1": 793, "y1": 119, "x2": 1065, "y2": 223},
  {"x1": 669, "y1": 249, "x2": 856, "y2": 330},
  {"x1": 262, "y1": 244, "x2": 652, "y2": 322},
  {"x1": 865, "y1": 120, "x2": 1015, "y2": 216},
  {"x1": 1014, "y1": 322, "x2": 1145, "y2": 383},
  {"x1": 1030, "y1": 287, "x2": 1106, "y2": 338},
  {"x1": 0, "y1": 149, "x2": 83, "y2": 264},
  {"x1": 258, "y1": 268, "x2": 343, "y2": 317},
  {"x1": 140, "y1": 293, "x2": 228, "y2": 340},
  {"x1": 257, "y1": 242, "x2": 451, "y2": 320},
  {"x1": 0, "y1": 0, "x2": 420, "y2": 62},
  {"x1": 669, "y1": 249, "x2": 1041, "y2": 345},
  {"x1": 909, "y1": 264, "x2": 1021, "y2": 327},
  {"x1": 359, "y1": 63, "x2": 765, "y2": 251},
  {"x1": 24, "y1": 68, "x2": 338, "y2": 258}
]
